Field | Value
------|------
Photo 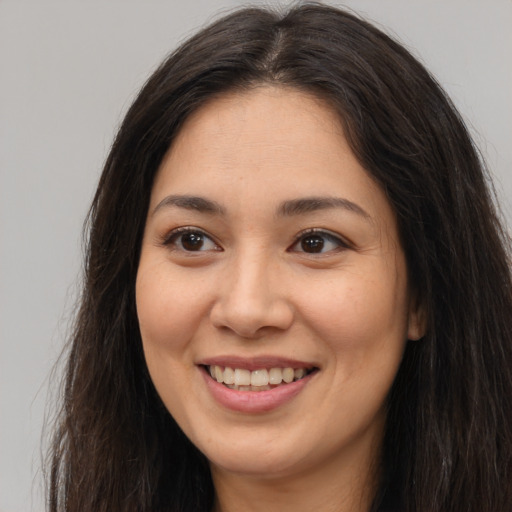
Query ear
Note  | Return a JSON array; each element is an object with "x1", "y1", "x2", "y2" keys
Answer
[{"x1": 407, "y1": 294, "x2": 426, "y2": 341}]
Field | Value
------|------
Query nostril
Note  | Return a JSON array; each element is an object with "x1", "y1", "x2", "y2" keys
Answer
[{"x1": 210, "y1": 298, "x2": 294, "y2": 338}]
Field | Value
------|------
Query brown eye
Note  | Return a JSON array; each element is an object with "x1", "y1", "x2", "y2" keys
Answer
[
  {"x1": 165, "y1": 228, "x2": 220, "y2": 252},
  {"x1": 290, "y1": 230, "x2": 348, "y2": 255},
  {"x1": 301, "y1": 235, "x2": 325, "y2": 253},
  {"x1": 181, "y1": 232, "x2": 205, "y2": 251}
]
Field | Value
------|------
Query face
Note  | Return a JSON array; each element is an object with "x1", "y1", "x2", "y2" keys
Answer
[{"x1": 136, "y1": 87, "x2": 423, "y2": 483}]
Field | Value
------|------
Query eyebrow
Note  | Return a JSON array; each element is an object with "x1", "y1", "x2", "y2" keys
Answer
[
  {"x1": 152, "y1": 194, "x2": 370, "y2": 221},
  {"x1": 277, "y1": 196, "x2": 371, "y2": 220},
  {"x1": 152, "y1": 195, "x2": 226, "y2": 216}
]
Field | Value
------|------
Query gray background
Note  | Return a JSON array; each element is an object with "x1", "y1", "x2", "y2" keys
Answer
[{"x1": 1, "y1": 1, "x2": 510, "y2": 511}]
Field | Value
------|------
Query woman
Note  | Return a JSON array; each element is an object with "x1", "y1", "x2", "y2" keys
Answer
[{"x1": 47, "y1": 4, "x2": 512, "y2": 511}]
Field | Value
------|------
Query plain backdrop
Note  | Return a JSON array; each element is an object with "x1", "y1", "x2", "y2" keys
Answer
[{"x1": 1, "y1": 1, "x2": 511, "y2": 511}]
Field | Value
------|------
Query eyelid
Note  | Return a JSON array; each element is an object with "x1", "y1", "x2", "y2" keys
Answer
[
  {"x1": 160, "y1": 226, "x2": 350, "y2": 254},
  {"x1": 289, "y1": 228, "x2": 351, "y2": 253},
  {"x1": 162, "y1": 226, "x2": 222, "y2": 251}
]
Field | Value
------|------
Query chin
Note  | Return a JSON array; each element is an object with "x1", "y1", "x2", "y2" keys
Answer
[
  {"x1": 192, "y1": 428, "x2": 309, "y2": 478},
  {"x1": 208, "y1": 450, "x2": 305, "y2": 479}
]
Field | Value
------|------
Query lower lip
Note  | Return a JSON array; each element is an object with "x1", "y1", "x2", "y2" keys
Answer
[{"x1": 201, "y1": 368, "x2": 315, "y2": 413}]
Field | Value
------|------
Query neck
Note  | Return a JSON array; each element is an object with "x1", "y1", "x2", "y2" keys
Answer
[{"x1": 210, "y1": 438, "x2": 382, "y2": 512}]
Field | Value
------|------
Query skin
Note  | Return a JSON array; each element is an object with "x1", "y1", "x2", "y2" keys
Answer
[{"x1": 136, "y1": 86, "x2": 424, "y2": 512}]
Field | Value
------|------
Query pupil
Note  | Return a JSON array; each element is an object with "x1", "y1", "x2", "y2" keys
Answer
[
  {"x1": 301, "y1": 235, "x2": 324, "y2": 253},
  {"x1": 182, "y1": 232, "x2": 204, "y2": 250}
]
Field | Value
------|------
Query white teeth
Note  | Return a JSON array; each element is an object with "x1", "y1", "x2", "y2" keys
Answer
[
  {"x1": 294, "y1": 368, "x2": 306, "y2": 380},
  {"x1": 208, "y1": 364, "x2": 312, "y2": 390},
  {"x1": 234, "y1": 368, "x2": 251, "y2": 386},
  {"x1": 254, "y1": 385, "x2": 271, "y2": 391},
  {"x1": 214, "y1": 366, "x2": 224, "y2": 383},
  {"x1": 269, "y1": 367, "x2": 283, "y2": 385},
  {"x1": 223, "y1": 367, "x2": 235, "y2": 385},
  {"x1": 250, "y1": 369, "x2": 269, "y2": 386},
  {"x1": 282, "y1": 367, "x2": 294, "y2": 383}
]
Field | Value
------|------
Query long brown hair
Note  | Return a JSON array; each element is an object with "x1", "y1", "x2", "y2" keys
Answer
[{"x1": 47, "y1": 4, "x2": 512, "y2": 511}]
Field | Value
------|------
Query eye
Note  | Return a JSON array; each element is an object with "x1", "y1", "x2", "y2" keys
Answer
[
  {"x1": 290, "y1": 229, "x2": 348, "y2": 254},
  {"x1": 164, "y1": 227, "x2": 221, "y2": 252}
]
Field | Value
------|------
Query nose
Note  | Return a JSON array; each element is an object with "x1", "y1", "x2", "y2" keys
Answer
[{"x1": 209, "y1": 252, "x2": 294, "y2": 339}]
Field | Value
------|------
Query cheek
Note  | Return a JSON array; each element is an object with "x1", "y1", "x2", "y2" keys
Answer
[
  {"x1": 299, "y1": 270, "x2": 409, "y2": 369},
  {"x1": 302, "y1": 273, "x2": 409, "y2": 433},
  {"x1": 135, "y1": 262, "x2": 211, "y2": 424},
  {"x1": 135, "y1": 262, "x2": 210, "y2": 358}
]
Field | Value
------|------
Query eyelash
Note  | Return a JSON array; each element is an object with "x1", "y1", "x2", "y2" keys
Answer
[
  {"x1": 289, "y1": 228, "x2": 350, "y2": 255},
  {"x1": 162, "y1": 227, "x2": 350, "y2": 255},
  {"x1": 162, "y1": 227, "x2": 221, "y2": 252}
]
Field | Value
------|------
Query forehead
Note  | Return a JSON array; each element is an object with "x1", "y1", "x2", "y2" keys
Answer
[
  {"x1": 166, "y1": 86, "x2": 345, "y2": 165},
  {"x1": 150, "y1": 86, "x2": 394, "y2": 229}
]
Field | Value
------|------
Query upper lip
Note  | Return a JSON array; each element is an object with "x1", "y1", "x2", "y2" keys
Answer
[{"x1": 197, "y1": 355, "x2": 318, "y2": 371}]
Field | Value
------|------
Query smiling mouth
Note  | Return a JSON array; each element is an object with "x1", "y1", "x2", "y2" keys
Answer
[{"x1": 205, "y1": 365, "x2": 317, "y2": 391}]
